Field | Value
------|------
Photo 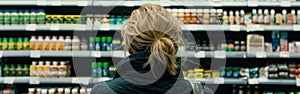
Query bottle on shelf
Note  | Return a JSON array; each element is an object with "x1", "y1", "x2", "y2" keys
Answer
[
  {"x1": 191, "y1": 9, "x2": 197, "y2": 24},
  {"x1": 283, "y1": 9, "x2": 287, "y2": 24},
  {"x1": 16, "y1": 64, "x2": 23, "y2": 76},
  {"x1": 203, "y1": 9, "x2": 210, "y2": 24},
  {"x1": 80, "y1": 37, "x2": 88, "y2": 50},
  {"x1": 107, "y1": 37, "x2": 112, "y2": 51},
  {"x1": 238, "y1": 86, "x2": 243, "y2": 94},
  {"x1": 246, "y1": 85, "x2": 251, "y2": 94},
  {"x1": 58, "y1": 61, "x2": 67, "y2": 77},
  {"x1": 23, "y1": 64, "x2": 29, "y2": 76},
  {"x1": 89, "y1": 37, "x2": 95, "y2": 51},
  {"x1": 37, "y1": 9, "x2": 45, "y2": 24},
  {"x1": 30, "y1": 61, "x2": 37, "y2": 77},
  {"x1": 18, "y1": 10, "x2": 24, "y2": 24},
  {"x1": 51, "y1": 61, "x2": 59, "y2": 77},
  {"x1": 48, "y1": 89, "x2": 55, "y2": 94},
  {"x1": 264, "y1": 9, "x2": 270, "y2": 25},
  {"x1": 235, "y1": 11, "x2": 240, "y2": 25},
  {"x1": 43, "y1": 36, "x2": 51, "y2": 50},
  {"x1": 57, "y1": 36, "x2": 64, "y2": 50},
  {"x1": 4, "y1": 10, "x2": 10, "y2": 24},
  {"x1": 184, "y1": 9, "x2": 191, "y2": 24},
  {"x1": 30, "y1": 36, "x2": 37, "y2": 50},
  {"x1": 8, "y1": 37, "x2": 14, "y2": 50},
  {"x1": 109, "y1": 65, "x2": 116, "y2": 78},
  {"x1": 95, "y1": 37, "x2": 101, "y2": 51},
  {"x1": 10, "y1": 64, "x2": 16, "y2": 76},
  {"x1": 97, "y1": 62, "x2": 103, "y2": 77},
  {"x1": 291, "y1": 9, "x2": 297, "y2": 24},
  {"x1": 64, "y1": 36, "x2": 72, "y2": 50},
  {"x1": 37, "y1": 36, "x2": 43, "y2": 50},
  {"x1": 298, "y1": 10, "x2": 300, "y2": 25},
  {"x1": 43, "y1": 61, "x2": 51, "y2": 77},
  {"x1": 23, "y1": 10, "x2": 30, "y2": 24},
  {"x1": 28, "y1": 88, "x2": 35, "y2": 94},
  {"x1": 80, "y1": 88, "x2": 87, "y2": 94},
  {"x1": 41, "y1": 89, "x2": 47, "y2": 94},
  {"x1": 178, "y1": 9, "x2": 184, "y2": 24},
  {"x1": 29, "y1": 9, "x2": 37, "y2": 24},
  {"x1": 0, "y1": 10, "x2": 3, "y2": 24},
  {"x1": 3, "y1": 64, "x2": 9, "y2": 77},
  {"x1": 57, "y1": 88, "x2": 64, "y2": 94},
  {"x1": 91, "y1": 62, "x2": 97, "y2": 77},
  {"x1": 23, "y1": 37, "x2": 29, "y2": 50},
  {"x1": 252, "y1": 9, "x2": 258, "y2": 24},
  {"x1": 16, "y1": 37, "x2": 23, "y2": 50},
  {"x1": 197, "y1": 9, "x2": 203, "y2": 24},
  {"x1": 217, "y1": 9, "x2": 223, "y2": 24},
  {"x1": 72, "y1": 36, "x2": 80, "y2": 50},
  {"x1": 210, "y1": 9, "x2": 217, "y2": 24},
  {"x1": 2, "y1": 37, "x2": 7, "y2": 50},
  {"x1": 10, "y1": 10, "x2": 18, "y2": 24},
  {"x1": 275, "y1": 11, "x2": 283, "y2": 25},
  {"x1": 103, "y1": 62, "x2": 109, "y2": 77},
  {"x1": 50, "y1": 36, "x2": 57, "y2": 50},
  {"x1": 37, "y1": 61, "x2": 44, "y2": 77},
  {"x1": 258, "y1": 9, "x2": 264, "y2": 24},
  {"x1": 101, "y1": 37, "x2": 107, "y2": 51},
  {"x1": 229, "y1": 11, "x2": 235, "y2": 25},
  {"x1": 222, "y1": 11, "x2": 228, "y2": 25},
  {"x1": 270, "y1": 9, "x2": 276, "y2": 25},
  {"x1": 72, "y1": 88, "x2": 78, "y2": 94},
  {"x1": 65, "y1": 88, "x2": 71, "y2": 94}
]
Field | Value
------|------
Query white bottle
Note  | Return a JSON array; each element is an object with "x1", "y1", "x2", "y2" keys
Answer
[
  {"x1": 229, "y1": 11, "x2": 234, "y2": 25},
  {"x1": 282, "y1": 9, "x2": 287, "y2": 24},
  {"x1": 36, "y1": 88, "x2": 42, "y2": 94},
  {"x1": 270, "y1": 9, "x2": 276, "y2": 25},
  {"x1": 37, "y1": 36, "x2": 44, "y2": 50},
  {"x1": 30, "y1": 61, "x2": 37, "y2": 77},
  {"x1": 41, "y1": 89, "x2": 47, "y2": 94},
  {"x1": 252, "y1": 9, "x2": 258, "y2": 24},
  {"x1": 51, "y1": 61, "x2": 59, "y2": 77},
  {"x1": 72, "y1": 88, "x2": 78, "y2": 94},
  {"x1": 264, "y1": 9, "x2": 270, "y2": 25},
  {"x1": 30, "y1": 36, "x2": 37, "y2": 50},
  {"x1": 50, "y1": 36, "x2": 57, "y2": 51},
  {"x1": 28, "y1": 88, "x2": 35, "y2": 94},
  {"x1": 72, "y1": 36, "x2": 80, "y2": 50},
  {"x1": 58, "y1": 36, "x2": 65, "y2": 50},
  {"x1": 258, "y1": 9, "x2": 264, "y2": 24},
  {"x1": 235, "y1": 11, "x2": 240, "y2": 25},
  {"x1": 43, "y1": 36, "x2": 50, "y2": 50},
  {"x1": 58, "y1": 61, "x2": 67, "y2": 77},
  {"x1": 58, "y1": 88, "x2": 64, "y2": 94},
  {"x1": 65, "y1": 88, "x2": 71, "y2": 94},
  {"x1": 64, "y1": 36, "x2": 72, "y2": 50},
  {"x1": 48, "y1": 89, "x2": 55, "y2": 94}
]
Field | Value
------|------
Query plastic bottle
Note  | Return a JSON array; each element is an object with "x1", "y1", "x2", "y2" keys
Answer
[
  {"x1": 185, "y1": 9, "x2": 192, "y2": 24},
  {"x1": 298, "y1": 10, "x2": 300, "y2": 25},
  {"x1": 18, "y1": 10, "x2": 24, "y2": 24},
  {"x1": 16, "y1": 64, "x2": 23, "y2": 76},
  {"x1": 44, "y1": 61, "x2": 51, "y2": 77},
  {"x1": 101, "y1": 37, "x2": 107, "y2": 51},
  {"x1": 89, "y1": 37, "x2": 95, "y2": 51},
  {"x1": 210, "y1": 9, "x2": 217, "y2": 24},
  {"x1": 10, "y1": 64, "x2": 16, "y2": 76},
  {"x1": 270, "y1": 9, "x2": 276, "y2": 25},
  {"x1": 65, "y1": 88, "x2": 71, "y2": 94},
  {"x1": 8, "y1": 37, "x2": 15, "y2": 50},
  {"x1": 0, "y1": 10, "x2": 4, "y2": 24},
  {"x1": 4, "y1": 10, "x2": 11, "y2": 24},
  {"x1": 2, "y1": 37, "x2": 8, "y2": 50},
  {"x1": 190, "y1": 9, "x2": 197, "y2": 24},
  {"x1": 51, "y1": 36, "x2": 57, "y2": 50},
  {"x1": 178, "y1": 9, "x2": 185, "y2": 24},
  {"x1": 30, "y1": 9, "x2": 36, "y2": 24},
  {"x1": 86, "y1": 88, "x2": 92, "y2": 94},
  {"x1": 203, "y1": 9, "x2": 210, "y2": 24},
  {"x1": 16, "y1": 37, "x2": 23, "y2": 50},
  {"x1": 11, "y1": 10, "x2": 19, "y2": 24},
  {"x1": 57, "y1": 88, "x2": 64, "y2": 94},
  {"x1": 36, "y1": 88, "x2": 41, "y2": 94},
  {"x1": 49, "y1": 89, "x2": 55, "y2": 94},
  {"x1": 51, "y1": 61, "x2": 59, "y2": 77},
  {"x1": 23, "y1": 10, "x2": 30, "y2": 24},
  {"x1": 3, "y1": 64, "x2": 9, "y2": 76},
  {"x1": 106, "y1": 37, "x2": 112, "y2": 51},
  {"x1": 222, "y1": 11, "x2": 229, "y2": 25},
  {"x1": 72, "y1": 36, "x2": 80, "y2": 50},
  {"x1": 58, "y1": 61, "x2": 67, "y2": 77},
  {"x1": 37, "y1": 36, "x2": 44, "y2": 50},
  {"x1": 229, "y1": 11, "x2": 235, "y2": 25},
  {"x1": 103, "y1": 62, "x2": 109, "y2": 77},
  {"x1": 37, "y1": 9, "x2": 45, "y2": 24},
  {"x1": 197, "y1": 9, "x2": 203, "y2": 24},
  {"x1": 23, "y1": 37, "x2": 29, "y2": 50},
  {"x1": 80, "y1": 88, "x2": 87, "y2": 94},
  {"x1": 64, "y1": 36, "x2": 72, "y2": 50},
  {"x1": 91, "y1": 62, "x2": 97, "y2": 77},
  {"x1": 41, "y1": 89, "x2": 47, "y2": 94},
  {"x1": 23, "y1": 64, "x2": 29, "y2": 76},
  {"x1": 109, "y1": 65, "x2": 116, "y2": 78},
  {"x1": 97, "y1": 62, "x2": 103, "y2": 77},
  {"x1": 258, "y1": 9, "x2": 264, "y2": 24},
  {"x1": 287, "y1": 10, "x2": 294, "y2": 25},
  {"x1": 28, "y1": 88, "x2": 35, "y2": 94},
  {"x1": 57, "y1": 36, "x2": 65, "y2": 50},
  {"x1": 30, "y1": 61, "x2": 37, "y2": 77},
  {"x1": 72, "y1": 88, "x2": 78, "y2": 94},
  {"x1": 171, "y1": 8, "x2": 178, "y2": 19},
  {"x1": 217, "y1": 9, "x2": 223, "y2": 24},
  {"x1": 252, "y1": 9, "x2": 258, "y2": 24},
  {"x1": 95, "y1": 37, "x2": 101, "y2": 51},
  {"x1": 80, "y1": 38, "x2": 88, "y2": 50},
  {"x1": 37, "y1": 61, "x2": 44, "y2": 77},
  {"x1": 283, "y1": 9, "x2": 287, "y2": 24},
  {"x1": 276, "y1": 12, "x2": 283, "y2": 25},
  {"x1": 292, "y1": 9, "x2": 297, "y2": 24},
  {"x1": 235, "y1": 11, "x2": 240, "y2": 25},
  {"x1": 43, "y1": 36, "x2": 51, "y2": 50},
  {"x1": 30, "y1": 36, "x2": 37, "y2": 50},
  {"x1": 264, "y1": 9, "x2": 270, "y2": 25}
]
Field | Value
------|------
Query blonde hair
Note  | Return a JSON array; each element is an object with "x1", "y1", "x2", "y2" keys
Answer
[{"x1": 122, "y1": 4, "x2": 183, "y2": 76}]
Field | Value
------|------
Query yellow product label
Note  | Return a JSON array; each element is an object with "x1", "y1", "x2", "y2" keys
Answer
[
  {"x1": 8, "y1": 42, "x2": 14, "y2": 50},
  {"x1": 23, "y1": 42, "x2": 29, "y2": 49},
  {"x1": 1, "y1": 42, "x2": 6, "y2": 50},
  {"x1": 44, "y1": 67, "x2": 50, "y2": 71},
  {"x1": 16, "y1": 42, "x2": 23, "y2": 50},
  {"x1": 36, "y1": 66, "x2": 43, "y2": 71},
  {"x1": 29, "y1": 66, "x2": 36, "y2": 71}
]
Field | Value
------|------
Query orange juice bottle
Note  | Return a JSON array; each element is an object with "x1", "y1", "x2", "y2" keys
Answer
[
  {"x1": 51, "y1": 36, "x2": 57, "y2": 50},
  {"x1": 43, "y1": 36, "x2": 51, "y2": 50},
  {"x1": 57, "y1": 36, "x2": 64, "y2": 50},
  {"x1": 43, "y1": 61, "x2": 51, "y2": 77},
  {"x1": 37, "y1": 61, "x2": 44, "y2": 77},
  {"x1": 29, "y1": 36, "x2": 36, "y2": 50},
  {"x1": 37, "y1": 36, "x2": 43, "y2": 50}
]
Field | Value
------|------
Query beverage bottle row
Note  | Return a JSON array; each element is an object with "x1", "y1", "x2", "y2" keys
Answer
[
  {"x1": 0, "y1": 9, "x2": 45, "y2": 25},
  {"x1": 29, "y1": 36, "x2": 113, "y2": 51},
  {"x1": 2, "y1": 64, "x2": 29, "y2": 77},
  {"x1": 0, "y1": 37, "x2": 30, "y2": 50},
  {"x1": 91, "y1": 62, "x2": 116, "y2": 78},
  {"x1": 29, "y1": 61, "x2": 71, "y2": 77},
  {"x1": 27, "y1": 87, "x2": 92, "y2": 94},
  {"x1": 167, "y1": 8, "x2": 300, "y2": 25}
]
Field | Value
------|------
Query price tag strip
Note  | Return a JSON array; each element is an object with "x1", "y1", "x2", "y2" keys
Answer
[
  {"x1": 230, "y1": 25, "x2": 241, "y2": 31},
  {"x1": 281, "y1": 1, "x2": 291, "y2": 7},
  {"x1": 195, "y1": 51, "x2": 205, "y2": 58},
  {"x1": 256, "y1": 52, "x2": 267, "y2": 58},
  {"x1": 26, "y1": 24, "x2": 37, "y2": 31},
  {"x1": 91, "y1": 51, "x2": 101, "y2": 58},
  {"x1": 296, "y1": 78, "x2": 300, "y2": 86},
  {"x1": 72, "y1": 77, "x2": 91, "y2": 85},
  {"x1": 293, "y1": 25, "x2": 300, "y2": 31},
  {"x1": 4, "y1": 77, "x2": 15, "y2": 84},
  {"x1": 100, "y1": 25, "x2": 110, "y2": 31},
  {"x1": 30, "y1": 51, "x2": 41, "y2": 58},
  {"x1": 280, "y1": 51, "x2": 290, "y2": 58},
  {"x1": 29, "y1": 77, "x2": 40, "y2": 85},
  {"x1": 213, "y1": 78, "x2": 225, "y2": 84},
  {"x1": 0, "y1": 51, "x2": 3, "y2": 58},
  {"x1": 248, "y1": 78, "x2": 259, "y2": 84},
  {"x1": 98, "y1": 77, "x2": 111, "y2": 82},
  {"x1": 247, "y1": 1, "x2": 258, "y2": 7},
  {"x1": 50, "y1": 24, "x2": 60, "y2": 31},
  {"x1": 214, "y1": 51, "x2": 226, "y2": 58}
]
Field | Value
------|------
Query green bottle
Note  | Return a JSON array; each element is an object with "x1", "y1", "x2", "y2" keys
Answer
[
  {"x1": 23, "y1": 64, "x2": 29, "y2": 76},
  {"x1": 101, "y1": 37, "x2": 107, "y2": 51},
  {"x1": 16, "y1": 37, "x2": 23, "y2": 50},
  {"x1": 109, "y1": 15, "x2": 116, "y2": 25},
  {"x1": 10, "y1": 10, "x2": 19, "y2": 24},
  {"x1": 91, "y1": 62, "x2": 97, "y2": 77},
  {"x1": 18, "y1": 10, "x2": 24, "y2": 24},
  {"x1": 23, "y1": 37, "x2": 29, "y2": 50},
  {"x1": 0, "y1": 38, "x2": 2, "y2": 50},
  {"x1": 89, "y1": 37, "x2": 95, "y2": 51},
  {"x1": 8, "y1": 37, "x2": 15, "y2": 50},
  {"x1": 23, "y1": 10, "x2": 30, "y2": 24},
  {"x1": 2, "y1": 37, "x2": 8, "y2": 50},
  {"x1": 16, "y1": 64, "x2": 23, "y2": 76},
  {"x1": 95, "y1": 37, "x2": 101, "y2": 51},
  {"x1": 106, "y1": 37, "x2": 112, "y2": 51},
  {"x1": 103, "y1": 62, "x2": 109, "y2": 77},
  {"x1": 0, "y1": 10, "x2": 4, "y2": 24},
  {"x1": 10, "y1": 64, "x2": 16, "y2": 76},
  {"x1": 97, "y1": 62, "x2": 103, "y2": 77},
  {"x1": 4, "y1": 10, "x2": 11, "y2": 25},
  {"x1": 3, "y1": 64, "x2": 9, "y2": 77}
]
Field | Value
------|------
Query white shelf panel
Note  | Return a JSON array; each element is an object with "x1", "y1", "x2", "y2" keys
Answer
[{"x1": 187, "y1": 78, "x2": 247, "y2": 84}]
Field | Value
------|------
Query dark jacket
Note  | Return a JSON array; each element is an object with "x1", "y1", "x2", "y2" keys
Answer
[{"x1": 91, "y1": 52, "x2": 193, "y2": 94}]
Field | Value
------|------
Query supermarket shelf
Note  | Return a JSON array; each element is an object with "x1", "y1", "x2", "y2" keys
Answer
[
  {"x1": 258, "y1": 79, "x2": 296, "y2": 85},
  {"x1": 1, "y1": 25, "x2": 298, "y2": 31},
  {"x1": 187, "y1": 78, "x2": 247, "y2": 84},
  {"x1": 0, "y1": 77, "x2": 111, "y2": 84},
  {"x1": 0, "y1": 1, "x2": 92, "y2": 6}
]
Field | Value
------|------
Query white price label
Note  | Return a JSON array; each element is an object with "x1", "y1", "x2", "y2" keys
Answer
[
  {"x1": 72, "y1": 78, "x2": 90, "y2": 85},
  {"x1": 4, "y1": 77, "x2": 15, "y2": 84},
  {"x1": 113, "y1": 51, "x2": 129, "y2": 58},
  {"x1": 37, "y1": 0, "x2": 47, "y2": 6},
  {"x1": 281, "y1": 1, "x2": 291, "y2": 7},
  {"x1": 29, "y1": 77, "x2": 40, "y2": 84},
  {"x1": 212, "y1": 1, "x2": 222, "y2": 7},
  {"x1": 214, "y1": 51, "x2": 226, "y2": 58},
  {"x1": 213, "y1": 78, "x2": 225, "y2": 84},
  {"x1": 0, "y1": 51, "x2": 3, "y2": 58},
  {"x1": 293, "y1": 25, "x2": 300, "y2": 31},
  {"x1": 280, "y1": 51, "x2": 290, "y2": 58},
  {"x1": 297, "y1": 78, "x2": 300, "y2": 86},
  {"x1": 258, "y1": 78, "x2": 269, "y2": 82},
  {"x1": 77, "y1": 1, "x2": 89, "y2": 6},
  {"x1": 30, "y1": 51, "x2": 41, "y2": 58},
  {"x1": 72, "y1": 78, "x2": 80, "y2": 84},
  {"x1": 50, "y1": 25, "x2": 60, "y2": 31},
  {"x1": 98, "y1": 77, "x2": 110, "y2": 82},
  {"x1": 26, "y1": 24, "x2": 37, "y2": 31},
  {"x1": 248, "y1": 78, "x2": 259, "y2": 84},
  {"x1": 195, "y1": 51, "x2": 205, "y2": 58},
  {"x1": 247, "y1": 25, "x2": 264, "y2": 32},
  {"x1": 91, "y1": 51, "x2": 101, "y2": 57},
  {"x1": 51, "y1": 1, "x2": 62, "y2": 6},
  {"x1": 187, "y1": 25, "x2": 198, "y2": 31},
  {"x1": 100, "y1": 25, "x2": 110, "y2": 31},
  {"x1": 256, "y1": 52, "x2": 267, "y2": 58},
  {"x1": 230, "y1": 25, "x2": 240, "y2": 31},
  {"x1": 74, "y1": 25, "x2": 86, "y2": 31},
  {"x1": 247, "y1": 1, "x2": 258, "y2": 7}
]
